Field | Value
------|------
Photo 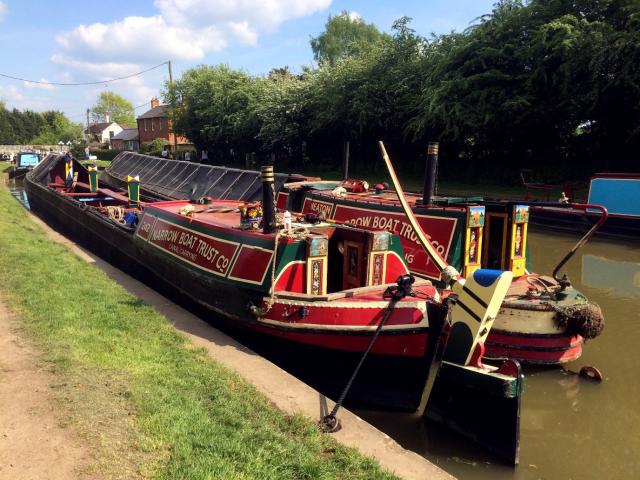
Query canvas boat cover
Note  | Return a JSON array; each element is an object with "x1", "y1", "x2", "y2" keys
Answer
[{"x1": 106, "y1": 152, "x2": 294, "y2": 201}]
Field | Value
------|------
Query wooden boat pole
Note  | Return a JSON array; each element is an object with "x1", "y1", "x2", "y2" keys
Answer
[
  {"x1": 378, "y1": 140, "x2": 513, "y2": 367},
  {"x1": 262, "y1": 165, "x2": 276, "y2": 234},
  {"x1": 378, "y1": 141, "x2": 450, "y2": 275},
  {"x1": 422, "y1": 141, "x2": 438, "y2": 205}
]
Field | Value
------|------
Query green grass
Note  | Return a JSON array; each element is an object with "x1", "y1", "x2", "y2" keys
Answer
[
  {"x1": 80, "y1": 159, "x2": 112, "y2": 168},
  {"x1": 0, "y1": 183, "x2": 396, "y2": 480}
]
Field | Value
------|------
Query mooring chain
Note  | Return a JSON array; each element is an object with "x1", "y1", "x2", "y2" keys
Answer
[{"x1": 319, "y1": 275, "x2": 415, "y2": 433}]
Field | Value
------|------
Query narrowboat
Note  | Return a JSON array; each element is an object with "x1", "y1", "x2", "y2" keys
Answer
[
  {"x1": 25, "y1": 153, "x2": 523, "y2": 464},
  {"x1": 9, "y1": 151, "x2": 42, "y2": 179},
  {"x1": 277, "y1": 144, "x2": 605, "y2": 365},
  {"x1": 527, "y1": 173, "x2": 640, "y2": 240}
]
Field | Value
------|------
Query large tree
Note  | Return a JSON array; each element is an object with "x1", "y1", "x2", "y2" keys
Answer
[
  {"x1": 90, "y1": 91, "x2": 135, "y2": 127},
  {"x1": 311, "y1": 11, "x2": 389, "y2": 66}
]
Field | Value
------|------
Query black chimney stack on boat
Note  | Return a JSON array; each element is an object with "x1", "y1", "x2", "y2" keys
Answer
[
  {"x1": 262, "y1": 165, "x2": 276, "y2": 234},
  {"x1": 422, "y1": 142, "x2": 439, "y2": 205}
]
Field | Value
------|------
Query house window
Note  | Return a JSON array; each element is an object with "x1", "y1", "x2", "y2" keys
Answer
[
  {"x1": 159, "y1": 119, "x2": 163, "y2": 131},
  {"x1": 151, "y1": 118, "x2": 155, "y2": 131},
  {"x1": 109, "y1": 131, "x2": 114, "y2": 138},
  {"x1": 144, "y1": 119, "x2": 148, "y2": 132}
]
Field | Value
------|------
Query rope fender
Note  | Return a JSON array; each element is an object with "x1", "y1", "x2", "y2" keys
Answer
[{"x1": 551, "y1": 302, "x2": 605, "y2": 340}]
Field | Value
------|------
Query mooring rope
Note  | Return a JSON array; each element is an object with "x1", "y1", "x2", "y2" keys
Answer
[{"x1": 105, "y1": 206, "x2": 125, "y2": 223}]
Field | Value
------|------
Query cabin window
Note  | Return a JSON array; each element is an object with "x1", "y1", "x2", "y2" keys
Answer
[{"x1": 152, "y1": 118, "x2": 156, "y2": 131}]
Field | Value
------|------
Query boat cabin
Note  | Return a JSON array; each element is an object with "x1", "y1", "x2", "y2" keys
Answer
[
  {"x1": 138, "y1": 199, "x2": 410, "y2": 295},
  {"x1": 278, "y1": 179, "x2": 531, "y2": 280}
]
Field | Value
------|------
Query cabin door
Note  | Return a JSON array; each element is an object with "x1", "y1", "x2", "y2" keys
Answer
[
  {"x1": 482, "y1": 213, "x2": 508, "y2": 270},
  {"x1": 343, "y1": 241, "x2": 364, "y2": 290}
]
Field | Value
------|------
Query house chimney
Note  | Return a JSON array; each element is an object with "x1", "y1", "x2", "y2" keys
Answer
[
  {"x1": 104, "y1": 112, "x2": 110, "y2": 123},
  {"x1": 150, "y1": 97, "x2": 160, "y2": 108}
]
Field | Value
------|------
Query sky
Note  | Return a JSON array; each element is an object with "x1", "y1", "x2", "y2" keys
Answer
[{"x1": 0, "y1": 0, "x2": 497, "y2": 126}]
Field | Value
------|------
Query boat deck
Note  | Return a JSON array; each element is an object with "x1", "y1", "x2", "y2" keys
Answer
[{"x1": 153, "y1": 199, "x2": 246, "y2": 227}]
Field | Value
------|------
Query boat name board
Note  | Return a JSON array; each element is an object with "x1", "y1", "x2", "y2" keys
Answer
[
  {"x1": 150, "y1": 218, "x2": 238, "y2": 274},
  {"x1": 136, "y1": 213, "x2": 274, "y2": 286}
]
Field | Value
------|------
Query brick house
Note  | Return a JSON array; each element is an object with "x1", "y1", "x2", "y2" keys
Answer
[
  {"x1": 136, "y1": 98, "x2": 189, "y2": 150},
  {"x1": 110, "y1": 128, "x2": 139, "y2": 151}
]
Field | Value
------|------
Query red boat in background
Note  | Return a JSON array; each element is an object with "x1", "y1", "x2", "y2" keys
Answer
[{"x1": 278, "y1": 143, "x2": 605, "y2": 365}]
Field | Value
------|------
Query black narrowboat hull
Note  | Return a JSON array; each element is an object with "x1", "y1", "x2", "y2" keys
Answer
[{"x1": 25, "y1": 155, "x2": 522, "y2": 465}]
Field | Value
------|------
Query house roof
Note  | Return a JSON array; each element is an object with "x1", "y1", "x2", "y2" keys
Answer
[
  {"x1": 137, "y1": 105, "x2": 169, "y2": 119},
  {"x1": 111, "y1": 128, "x2": 139, "y2": 141},
  {"x1": 85, "y1": 122, "x2": 121, "y2": 134}
]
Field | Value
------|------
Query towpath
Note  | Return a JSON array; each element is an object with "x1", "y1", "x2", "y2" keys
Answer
[{"x1": 0, "y1": 295, "x2": 96, "y2": 480}]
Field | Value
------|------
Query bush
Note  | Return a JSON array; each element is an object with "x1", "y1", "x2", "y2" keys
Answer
[
  {"x1": 90, "y1": 148, "x2": 119, "y2": 161},
  {"x1": 140, "y1": 139, "x2": 169, "y2": 155}
]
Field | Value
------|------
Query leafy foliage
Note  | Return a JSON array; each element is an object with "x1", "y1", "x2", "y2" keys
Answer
[
  {"x1": 90, "y1": 91, "x2": 136, "y2": 127},
  {"x1": 168, "y1": 1, "x2": 640, "y2": 181},
  {"x1": 0, "y1": 103, "x2": 83, "y2": 145},
  {"x1": 310, "y1": 11, "x2": 390, "y2": 66}
]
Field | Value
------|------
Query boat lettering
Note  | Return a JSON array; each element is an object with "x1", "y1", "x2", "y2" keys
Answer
[
  {"x1": 308, "y1": 200, "x2": 332, "y2": 217},
  {"x1": 332, "y1": 204, "x2": 457, "y2": 279},
  {"x1": 195, "y1": 239, "x2": 230, "y2": 272},
  {"x1": 140, "y1": 221, "x2": 152, "y2": 234},
  {"x1": 146, "y1": 219, "x2": 239, "y2": 276},
  {"x1": 152, "y1": 228, "x2": 180, "y2": 243}
]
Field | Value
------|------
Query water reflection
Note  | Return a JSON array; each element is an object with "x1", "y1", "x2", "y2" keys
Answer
[
  {"x1": 582, "y1": 254, "x2": 640, "y2": 299},
  {"x1": 359, "y1": 228, "x2": 640, "y2": 480},
  {"x1": 7, "y1": 177, "x2": 29, "y2": 209}
]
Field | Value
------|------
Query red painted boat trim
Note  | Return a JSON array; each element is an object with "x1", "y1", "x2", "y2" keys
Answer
[
  {"x1": 484, "y1": 331, "x2": 584, "y2": 364},
  {"x1": 249, "y1": 323, "x2": 430, "y2": 356}
]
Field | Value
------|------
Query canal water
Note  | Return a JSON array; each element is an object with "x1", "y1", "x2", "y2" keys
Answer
[
  {"x1": 358, "y1": 228, "x2": 640, "y2": 480},
  {"x1": 7, "y1": 178, "x2": 639, "y2": 479}
]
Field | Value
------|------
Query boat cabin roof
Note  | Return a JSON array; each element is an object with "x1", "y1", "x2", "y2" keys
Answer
[
  {"x1": 146, "y1": 199, "x2": 387, "y2": 241},
  {"x1": 284, "y1": 180, "x2": 478, "y2": 210}
]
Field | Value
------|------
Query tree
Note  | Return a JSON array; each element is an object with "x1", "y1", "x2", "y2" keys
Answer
[
  {"x1": 311, "y1": 11, "x2": 389, "y2": 66},
  {"x1": 90, "y1": 91, "x2": 135, "y2": 127},
  {"x1": 168, "y1": 65, "x2": 265, "y2": 161},
  {"x1": 31, "y1": 111, "x2": 84, "y2": 144}
]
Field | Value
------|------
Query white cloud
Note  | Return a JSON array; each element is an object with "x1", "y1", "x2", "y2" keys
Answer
[
  {"x1": 0, "y1": 84, "x2": 56, "y2": 112},
  {"x1": 348, "y1": 11, "x2": 362, "y2": 22},
  {"x1": 0, "y1": 2, "x2": 6, "y2": 22},
  {"x1": 50, "y1": 1, "x2": 332, "y2": 114},
  {"x1": 0, "y1": 84, "x2": 24, "y2": 102},
  {"x1": 56, "y1": 1, "x2": 332, "y2": 65},
  {"x1": 23, "y1": 79, "x2": 55, "y2": 90},
  {"x1": 51, "y1": 54, "x2": 160, "y2": 106}
]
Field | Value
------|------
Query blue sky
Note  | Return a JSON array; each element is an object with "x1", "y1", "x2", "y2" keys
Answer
[{"x1": 0, "y1": 1, "x2": 497, "y2": 125}]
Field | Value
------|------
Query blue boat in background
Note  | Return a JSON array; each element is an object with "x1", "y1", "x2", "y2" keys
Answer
[
  {"x1": 10, "y1": 151, "x2": 43, "y2": 179},
  {"x1": 528, "y1": 173, "x2": 640, "y2": 241}
]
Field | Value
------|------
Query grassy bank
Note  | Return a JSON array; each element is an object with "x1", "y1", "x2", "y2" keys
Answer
[
  {"x1": 0, "y1": 177, "x2": 395, "y2": 479},
  {"x1": 80, "y1": 159, "x2": 112, "y2": 168}
]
